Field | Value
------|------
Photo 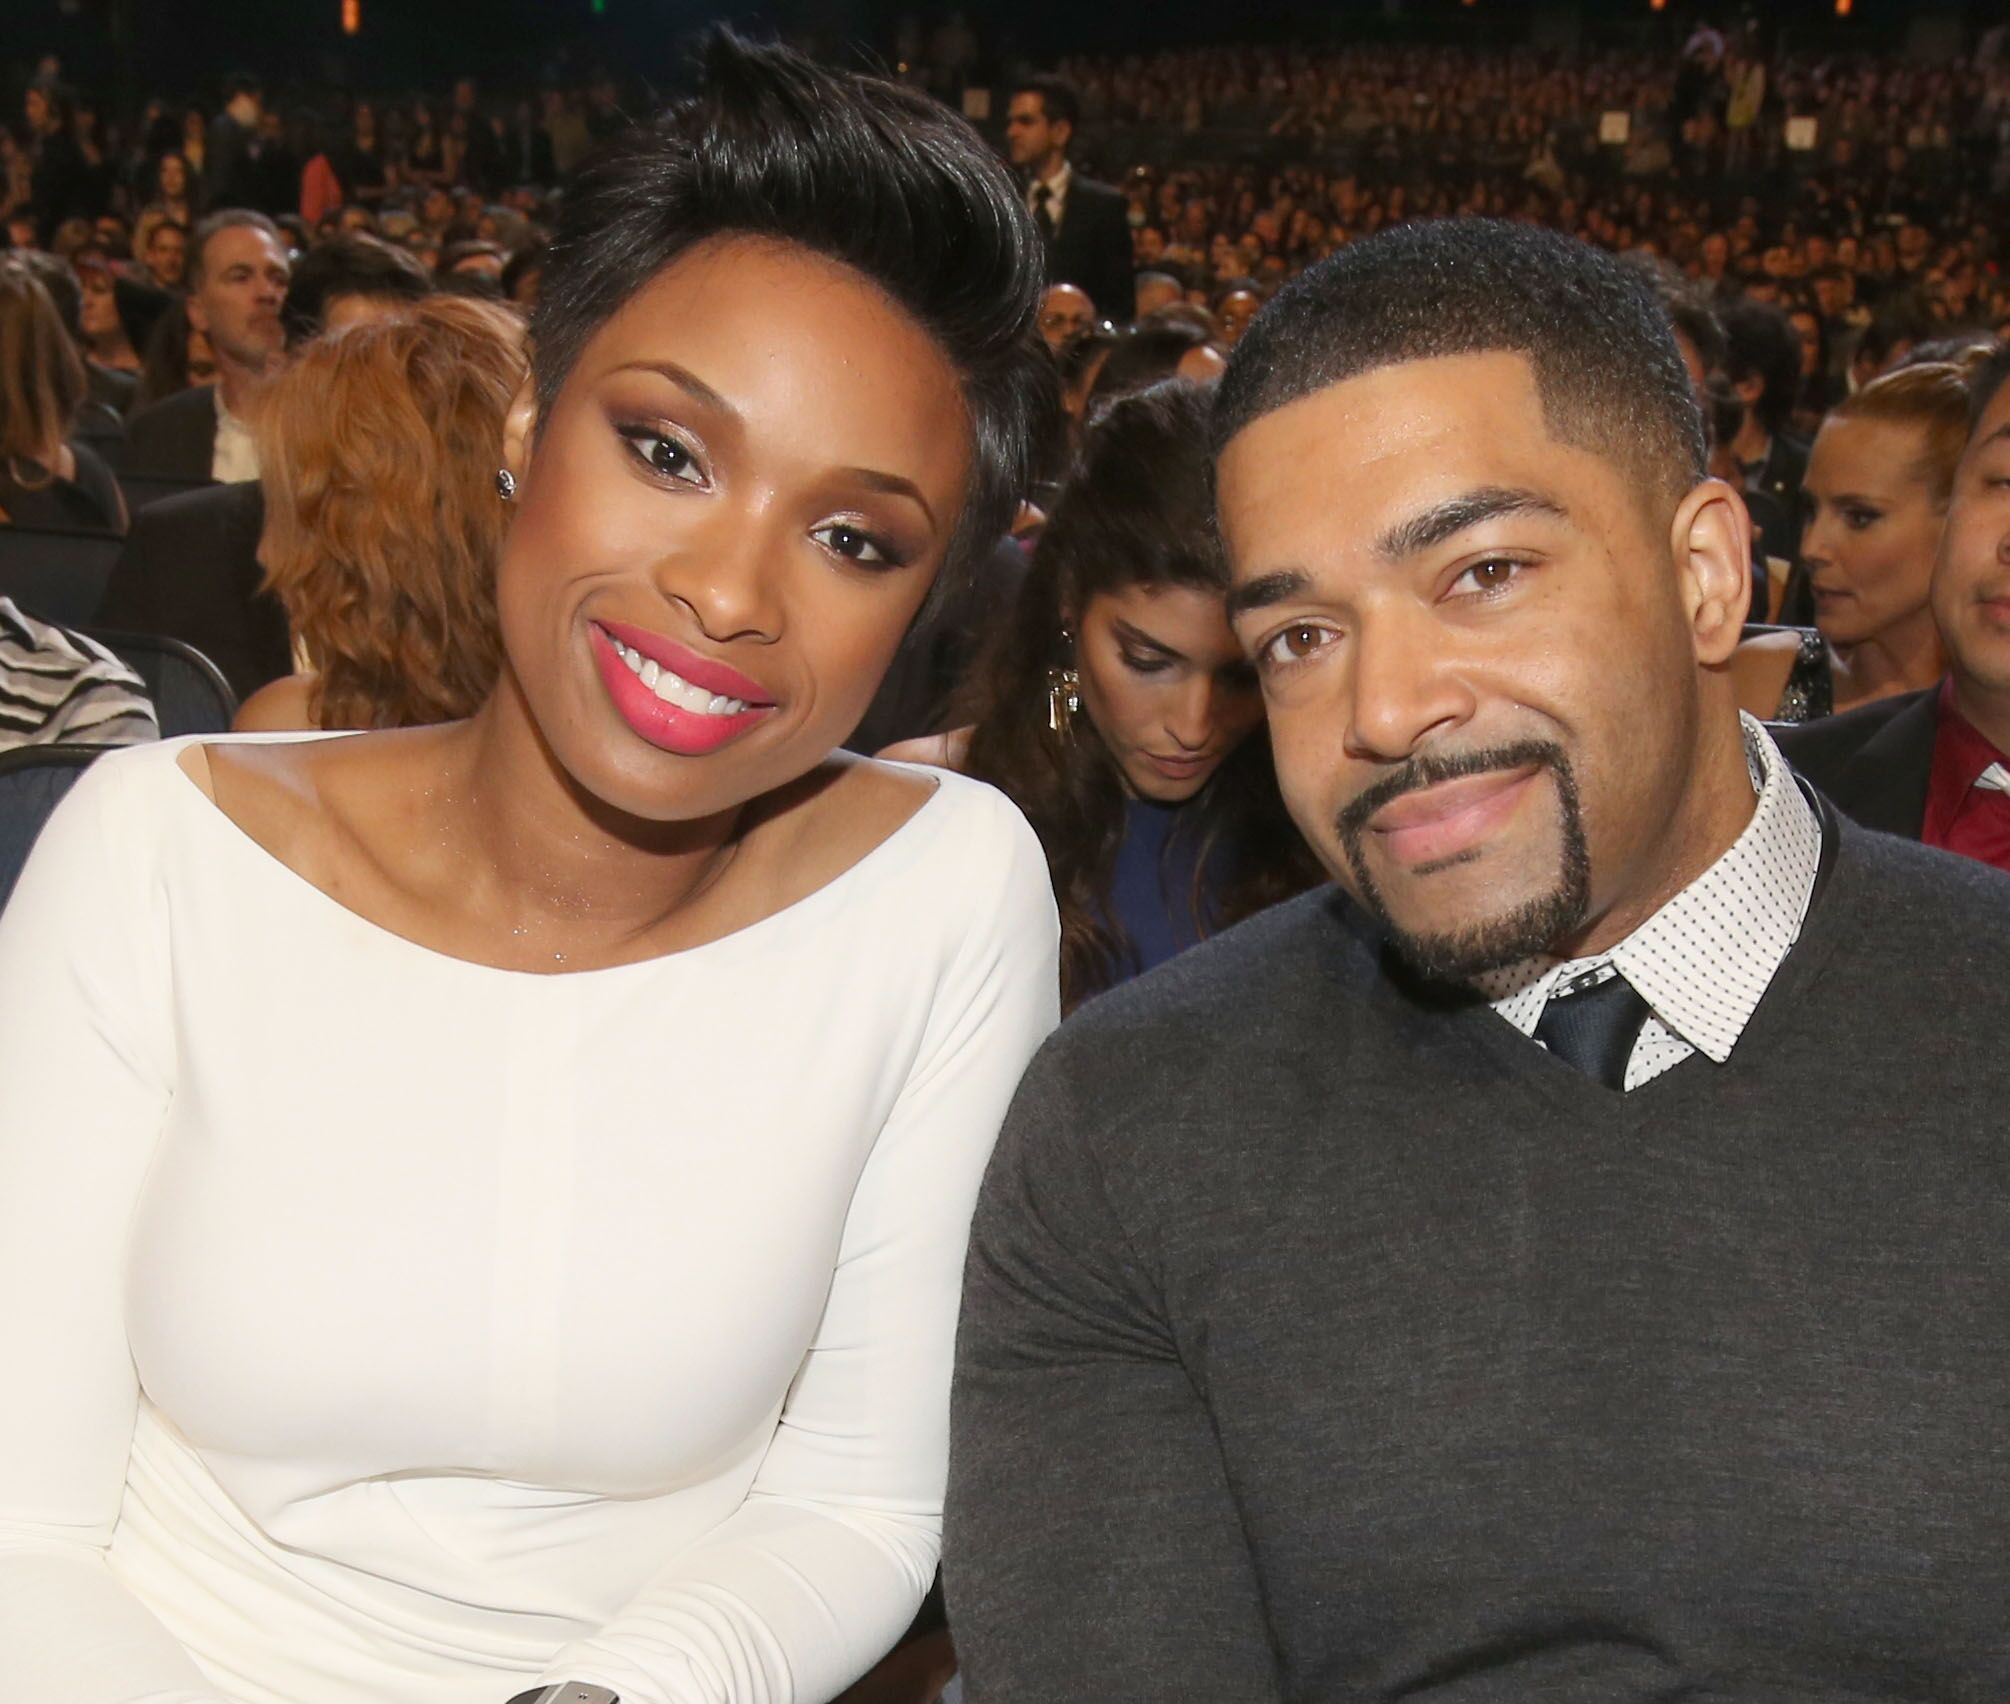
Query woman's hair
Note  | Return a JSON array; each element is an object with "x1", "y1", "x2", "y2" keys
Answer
[
  {"x1": 1829, "y1": 353, "x2": 1987, "y2": 510},
  {"x1": 955, "y1": 380, "x2": 1319, "y2": 1011},
  {"x1": 254, "y1": 295, "x2": 526, "y2": 730},
  {"x1": 134, "y1": 296, "x2": 197, "y2": 410},
  {"x1": 0, "y1": 262, "x2": 87, "y2": 482},
  {"x1": 531, "y1": 30, "x2": 1050, "y2": 605},
  {"x1": 1086, "y1": 320, "x2": 1213, "y2": 413}
]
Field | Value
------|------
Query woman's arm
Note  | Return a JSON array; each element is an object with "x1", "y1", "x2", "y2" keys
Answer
[
  {"x1": 231, "y1": 673, "x2": 318, "y2": 733},
  {"x1": 0, "y1": 753, "x2": 228, "y2": 1701},
  {"x1": 528, "y1": 792, "x2": 1060, "y2": 1704}
]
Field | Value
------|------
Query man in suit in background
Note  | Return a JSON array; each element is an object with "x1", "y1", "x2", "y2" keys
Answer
[
  {"x1": 99, "y1": 237, "x2": 438, "y2": 703},
  {"x1": 124, "y1": 210, "x2": 289, "y2": 483},
  {"x1": 1005, "y1": 75, "x2": 1133, "y2": 327},
  {"x1": 1779, "y1": 342, "x2": 2010, "y2": 875}
]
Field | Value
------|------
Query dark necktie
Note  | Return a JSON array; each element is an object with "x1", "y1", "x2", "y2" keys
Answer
[
  {"x1": 1032, "y1": 184, "x2": 1056, "y2": 240},
  {"x1": 1533, "y1": 971, "x2": 1652, "y2": 1091}
]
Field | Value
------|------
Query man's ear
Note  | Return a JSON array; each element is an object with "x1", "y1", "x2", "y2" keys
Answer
[
  {"x1": 1671, "y1": 477, "x2": 1753, "y2": 666},
  {"x1": 500, "y1": 371, "x2": 539, "y2": 492}
]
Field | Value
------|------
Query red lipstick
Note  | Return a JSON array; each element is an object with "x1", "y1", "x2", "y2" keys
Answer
[{"x1": 589, "y1": 622, "x2": 777, "y2": 758}]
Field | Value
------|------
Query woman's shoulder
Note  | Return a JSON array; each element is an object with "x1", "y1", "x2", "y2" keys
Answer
[
  {"x1": 1729, "y1": 626, "x2": 1818, "y2": 719},
  {"x1": 875, "y1": 725, "x2": 971, "y2": 771}
]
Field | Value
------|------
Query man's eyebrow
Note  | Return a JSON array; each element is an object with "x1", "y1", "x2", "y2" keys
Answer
[
  {"x1": 1375, "y1": 485, "x2": 1568, "y2": 561},
  {"x1": 1224, "y1": 568, "x2": 1311, "y2": 625}
]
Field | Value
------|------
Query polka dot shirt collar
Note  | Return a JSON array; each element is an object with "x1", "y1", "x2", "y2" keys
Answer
[{"x1": 1476, "y1": 715, "x2": 1823, "y2": 1087}]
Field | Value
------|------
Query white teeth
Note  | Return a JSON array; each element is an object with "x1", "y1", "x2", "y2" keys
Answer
[{"x1": 607, "y1": 634, "x2": 751, "y2": 717}]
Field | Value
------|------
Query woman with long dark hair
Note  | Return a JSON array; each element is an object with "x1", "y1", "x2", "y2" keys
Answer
[
  {"x1": 0, "y1": 35, "x2": 1054, "y2": 1704},
  {"x1": 889, "y1": 380, "x2": 1318, "y2": 1011}
]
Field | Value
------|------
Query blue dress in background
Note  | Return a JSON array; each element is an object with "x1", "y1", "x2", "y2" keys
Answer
[{"x1": 1104, "y1": 796, "x2": 1214, "y2": 981}]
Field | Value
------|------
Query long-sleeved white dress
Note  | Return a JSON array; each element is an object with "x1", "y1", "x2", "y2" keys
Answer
[{"x1": 0, "y1": 735, "x2": 1060, "y2": 1704}]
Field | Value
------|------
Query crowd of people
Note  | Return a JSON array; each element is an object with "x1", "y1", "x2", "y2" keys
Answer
[{"x1": 0, "y1": 16, "x2": 2008, "y2": 1704}]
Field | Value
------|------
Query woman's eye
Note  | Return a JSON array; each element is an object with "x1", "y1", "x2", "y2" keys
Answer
[
  {"x1": 1453, "y1": 558, "x2": 1523, "y2": 596},
  {"x1": 1121, "y1": 651, "x2": 1172, "y2": 675},
  {"x1": 1260, "y1": 623, "x2": 1332, "y2": 668},
  {"x1": 1843, "y1": 506, "x2": 1882, "y2": 530},
  {"x1": 811, "y1": 522, "x2": 899, "y2": 568},
  {"x1": 619, "y1": 427, "x2": 702, "y2": 485}
]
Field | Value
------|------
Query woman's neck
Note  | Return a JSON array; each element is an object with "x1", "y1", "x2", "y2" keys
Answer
[
  {"x1": 1831, "y1": 603, "x2": 1946, "y2": 711},
  {"x1": 440, "y1": 671, "x2": 749, "y2": 956}
]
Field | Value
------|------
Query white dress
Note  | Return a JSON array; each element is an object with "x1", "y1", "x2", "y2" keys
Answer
[{"x1": 0, "y1": 735, "x2": 1060, "y2": 1704}]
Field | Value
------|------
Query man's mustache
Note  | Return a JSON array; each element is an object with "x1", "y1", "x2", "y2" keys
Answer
[{"x1": 1335, "y1": 739, "x2": 1568, "y2": 842}]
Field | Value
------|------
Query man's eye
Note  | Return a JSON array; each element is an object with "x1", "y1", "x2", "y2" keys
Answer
[
  {"x1": 1453, "y1": 558, "x2": 1523, "y2": 596},
  {"x1": 1259, "y1": 623, "x2": 1331, "y2": 668}
]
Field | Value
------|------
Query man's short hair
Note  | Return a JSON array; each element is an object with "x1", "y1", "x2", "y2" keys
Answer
[
  {"x1": 1014, "y1": 74, "x2": 1081, "y2": 134},
  {"x1": 1964, "y1": 340, "x2": 2010, "y2": 432},
  {"x1": 280, "y1": 234, "x2": 433, "y2": 346},
  {"x1": 1213, "y1": 219, "x2": 1706, "y2": 503},
  {"x1": 189, "y1": 209, "x2": 284, "y2": 290}
]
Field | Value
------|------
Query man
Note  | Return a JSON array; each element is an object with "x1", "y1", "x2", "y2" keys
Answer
[
  {"x1": 1035, "y1": 282, "x2": 1094, "y2": 354},
  {"x1": 99, "y1": 237, "x2": 434, "y2": 702},
  {"x1": 949, "y1": 221, "x2": 2010, "y2": 1698},
  {"x1": 1004, "y1": 75, "x2": 1132, "y2": 325},
  {"x1": 141, "y1": 216, "x2": 189, "y2": 291},
  {"x1": 1132, "y1": 269, "x2": 1182, "y2": 320},
  {"x1": 1778, "y1": 341, "x2": 2010, "y2": 873},
  {"x1": 205, "y1": 75, "x2": 268, "y2": 212},
  {"x1": 124, "y1": 210, "x2": 289, "y2": 482},
  {"x1": 1720, "y1": 299, "x2": 1810, "y2": 515}
]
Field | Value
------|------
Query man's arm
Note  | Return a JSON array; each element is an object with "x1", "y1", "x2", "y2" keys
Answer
[{"x1": 946, "y1": 1041, "x2": 1283, "y2": 1704}]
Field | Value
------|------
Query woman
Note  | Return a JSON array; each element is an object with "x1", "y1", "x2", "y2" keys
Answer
[
  {"x1": 132, "y1": 295, "x2": 216, "y2": 411},
  {"x1": 234, "y1": 297, "x2": 521, "y2": 732},
  {"x1": 0, "y1": 262, "x2": 124, "y2": 532},
  {"x1": 1733, "y1": 358, "x2": 1967, "y2": 723},
  {"x1": 148, "y1": 147, "x2": 201, "y2": 227},
  {"x1": 0, "y1": 34, "x2": 1056, "y2": 1704},
  {"x1": 887, "y1": 381, "x2": 1317, "y2": 1012},
  {"x1": 75, "y1": 256, "x2": 141, "y2": 375}
]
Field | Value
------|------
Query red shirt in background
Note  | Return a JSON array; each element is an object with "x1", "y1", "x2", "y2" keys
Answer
[{"x1": 1923, "y1": 678, "x2": 2010, "y2": 875}]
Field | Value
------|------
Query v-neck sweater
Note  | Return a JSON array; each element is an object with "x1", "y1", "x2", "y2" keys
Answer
[{"x1": 949, "y1": 818, "x2": 2010, "y2": 1702}]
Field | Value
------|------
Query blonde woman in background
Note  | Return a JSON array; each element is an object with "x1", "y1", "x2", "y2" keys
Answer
[{"x1": 233, "y1": 294, "x2": 523, "y2": 731}]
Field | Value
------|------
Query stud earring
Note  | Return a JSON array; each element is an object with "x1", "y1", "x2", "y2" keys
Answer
[
  {"x1": 495, "y1": 468, "x2": 516, "y2": 500},
  {"x1": 1046, "y1": 628, "x2": 1081, "y2": 740}
]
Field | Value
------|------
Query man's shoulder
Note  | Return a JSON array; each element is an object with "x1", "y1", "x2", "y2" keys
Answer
[
  {"x1": 1067, "y1": 173, "x2": 1127, "y2": 211},
  {"x1": 1041, "y1": 887, "x2": 1366, "y2": 1072},
  {"x1": 125, "y1": 478, "x2": 263, "y2": 544},
  {"x1": 1831, "y1": 813, "x2": 2010, "y2": 954},
  {"x1": 1773, "y1": 689, "x2": 1930, "y2": 768},
  {"x1": 127, "y1": 384, "x2": 216, "y2": 433}
]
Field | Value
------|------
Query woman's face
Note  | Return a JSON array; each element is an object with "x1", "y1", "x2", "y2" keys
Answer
[
  {"x1": 158, "y1": 153, "x2": 187, "y2": 197},
  {"x1": 78, "y1": 269, "x2": 118, "y2": 337},
  {"x1": 1789, "y1": 310, "x2": 1821, "y2": 378},
  {"x1": 1074, "y1": 581, "x2": 1264, "y2": 804},
  {"x1": 496, "y1": 235, "x2": 971, "y2": 824},
  {"x1": 1801, "y1": 415, "x2": 1945, "y2": 648}
]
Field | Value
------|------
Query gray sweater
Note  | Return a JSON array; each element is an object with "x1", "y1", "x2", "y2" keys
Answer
[{"x1": 947, "y1": 820, "x2": 2010, "y2": 1702}]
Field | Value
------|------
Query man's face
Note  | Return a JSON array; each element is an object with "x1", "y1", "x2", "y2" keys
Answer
[
  {"x1": 1216, "y1": 351, "x2": 1739, "y2": 980},
  {"x1": 188, "y1": 226, "x2": 290, "y2": 371},
  {"x1": 1037, "y1": 283, "x2": 1094, "y2": 352},
  {"x1": 1932, "y1": 382, "x2": 2010, "y2": 704},
  {"x1": 147, "y1": 224, "x2": 187, "y2": 286},
  {"x1": 1004, "y1": 93, "x2": 1062, "y2": 170}
]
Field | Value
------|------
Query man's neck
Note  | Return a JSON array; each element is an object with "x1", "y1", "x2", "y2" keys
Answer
[
  {"x1": 214, "y1": 353, "x2": 269, "y2": 418},
  {"x1": 1563, "y1": 709, "x2": 1761, "y2": 961},
  {"x1": 1949, "y1": 671, "x2": 2010, "y2": 761},
  {"x1": 1034, "y1": 152, "x2": 1068, "y2": 188}
]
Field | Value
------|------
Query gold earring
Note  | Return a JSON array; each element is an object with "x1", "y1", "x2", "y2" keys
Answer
[{"x1": 1046, "y1": 628, "x2": 1081, "y2": 739}]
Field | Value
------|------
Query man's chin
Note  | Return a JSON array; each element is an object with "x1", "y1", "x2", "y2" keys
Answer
[{"x1": 1371, "y1": 884, "x2": 1592, "y2": 983}]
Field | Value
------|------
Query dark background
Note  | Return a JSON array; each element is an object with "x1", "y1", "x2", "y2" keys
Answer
[{"x1": 4, "y1": 0, "x2": 1996, "y2": 109}]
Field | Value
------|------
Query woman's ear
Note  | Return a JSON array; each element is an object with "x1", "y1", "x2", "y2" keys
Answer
[{"x1": 499, "y1": 372, "x2": 540, "y2": 492}]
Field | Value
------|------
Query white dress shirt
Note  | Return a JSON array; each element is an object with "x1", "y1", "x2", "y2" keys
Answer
[
  {"x1": 1028, "y1": 159, "x2": 1073, "y2": 232},
  {"x1": 211, "y1": 389, "x2": 260, "y2": 484},
  {"x1": 1475, "y1": 714, "x2": 1823, "y2": 1091}
]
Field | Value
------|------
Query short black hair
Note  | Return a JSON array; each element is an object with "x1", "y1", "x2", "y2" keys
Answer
[
  {"x1": 279, "y1": 233, "x2": 433, "y2": 346},
  {"x1": 188, "y1": 209, "x2": 283, "y2": 289},
  {"x1": 534, "y1": 30, "x2": 1049, "y2": 596},
  {"x1": 1719, "y1": 300, "x2": 1803, "y2": 435},
  {"x1": 1013, "y1": 74, "x2": 1081, "y2": 134},
  {"x1": 1214, "y1": 219, "x2": 1705, "y2": 501},
  {"x1": 1966, "y1": 340, "x2": 2010, "y2": 432}
]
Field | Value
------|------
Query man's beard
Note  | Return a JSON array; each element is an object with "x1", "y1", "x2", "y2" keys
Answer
[{"x1": 1334, "y1": 739, "x2": 1592, "y2": 984}]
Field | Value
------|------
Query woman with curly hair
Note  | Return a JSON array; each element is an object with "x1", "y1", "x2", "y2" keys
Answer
[{"x1": 232, "y1": 293, "x2": 521, "y2": 731}]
